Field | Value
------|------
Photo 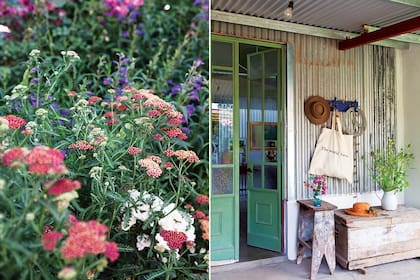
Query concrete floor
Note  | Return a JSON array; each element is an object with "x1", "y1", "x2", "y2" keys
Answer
[{"x1": 211, "y1": 257, "x2": 420, "y2": 280}]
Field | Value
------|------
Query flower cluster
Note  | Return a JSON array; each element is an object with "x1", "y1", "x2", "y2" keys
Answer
[
  {"x1": 0, "y1": 142, "x2": 118, "y2": 279},
  {"x1": 121, "y1": 190, "x2": 197, "y2": 258},
  {"x1": 41, "y1": 215, "x2": 119, "y2": 279},
  {"x1": 2, "y1": 146, "x2": 67, "y2": 175},
  {"x1": 60, "y1": 215, "x2": 119, "y2": 262},
  {"x1": 103, "y1": 0, "x2": 145, "y2": 17},
  {"x1": 305, "y1": 175, "x2": 327, "y2": 194}
]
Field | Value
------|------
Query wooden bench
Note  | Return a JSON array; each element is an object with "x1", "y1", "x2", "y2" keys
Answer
[{"x1": 335, "y1": 205, "x2": 420, "y2": 273}]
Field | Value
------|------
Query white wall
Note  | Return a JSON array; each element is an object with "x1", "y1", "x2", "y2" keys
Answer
[{"x1": 399, "y1": 44, "x2": 420, "y2": 208}]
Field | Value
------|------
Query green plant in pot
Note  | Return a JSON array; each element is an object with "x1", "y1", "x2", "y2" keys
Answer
[{"x1": 368, "y1": 139, "x2": 414, "y2": 210}]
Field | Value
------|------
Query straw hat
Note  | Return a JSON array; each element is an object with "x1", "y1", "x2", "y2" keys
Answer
[
  {"x1": 344, "y1": 202, "x2": 377, "y2": 217},
  {"x1": 304, "y1": 96, "x2": 330, "y2": 125}
]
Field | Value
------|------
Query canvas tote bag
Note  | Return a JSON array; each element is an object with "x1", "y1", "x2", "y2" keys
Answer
[{"x1": 308, "y1": 111, "x2": 353, "y2": 183}]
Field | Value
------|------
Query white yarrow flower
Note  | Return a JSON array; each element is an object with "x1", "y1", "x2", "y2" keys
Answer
[
  {"x1": 61, "y1": 50, "x2": 80, "y2": 60},
  {"x1": 25, "y1": 121, "x2": 37, "y2": 128},
  {"x1": 0, "y1": 24, "x2": 11, "y2": 33},
  {"x1": 136, "y1": 234, "x2": 151, "y2": 251},
  {"x1": 29, "y1": 49, "x2": 40, "y2": 56},
  {"x1": 25, "y1": 213, "x2": 35, "y2": 222},
  {"x1": 35, "y1": 108, "x2": 48, "y2": 118},
  {"x1": 0, "y1": 117, "x2": 9, "y2": 131}
]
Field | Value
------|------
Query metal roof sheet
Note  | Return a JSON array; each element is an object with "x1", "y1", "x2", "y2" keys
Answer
[{"x1": 211, "y1": 0, "x2": 420, "y2": 35}]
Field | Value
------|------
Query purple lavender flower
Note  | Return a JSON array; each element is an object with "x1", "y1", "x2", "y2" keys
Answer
[
  {"x1": 129, "y1": 11, "x2": 141, "y2": 23},
  {"x1": 103, "y1": 77, "x2": 114, "y2": 85},
  {"x1": 29, "y1": 92, "x2": 43, "y2": 107},
  {"x1": 51, "y1": 101, "x2": 60, "y2": 113},
  {"x1": 119, "y1": 66, "x2": 129, "y2": 75},
  {"x1": 30, "y1": 77, "x2": 39, "y2": 84},
  {"x1": 135, "y1": 28, "x2": 144, "y2": 36},
  {"x1": 186, "y1": 104, "x2": 195, "y2": 117},
  {"x1": 119, "y1": 77, "x2": 128, "y2": 85},
  {"x1": 171, "y1": 84, "x2": 182, "y2": 96},
  {"x1": 121, "y1": 30, "x2": 129, "y2": 38},
  {"x1": 60, "y1": 109, "x2": 72, "y2": 117},
  {"x1": 194, "y1": 58, "x2": 204, "y2": 69},
  {"x1": 189, "y1": 90, "x2": 199, "y2": 101},
  {"x1": 181, "y1": 126, "x2": 191, "y2": 135},
  {"x1": 30, "y1": 67, "x2": 40, "y2": 74}
]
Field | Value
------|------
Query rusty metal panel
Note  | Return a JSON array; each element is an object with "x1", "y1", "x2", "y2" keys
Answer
[{"x1": 212, "y1": 21, "x2": 396, "y2": 199}]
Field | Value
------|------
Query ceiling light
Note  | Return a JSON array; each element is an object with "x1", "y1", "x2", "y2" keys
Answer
[{"x1": 283, "y1": 1, "x2": 294, "y2": 20}]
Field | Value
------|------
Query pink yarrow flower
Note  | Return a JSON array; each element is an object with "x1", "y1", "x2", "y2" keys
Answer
[
  {"x1": 164, "y1": 149, "x2": 175, "y2": 157},
  {"x1": 195, "y1": 195, "x2": 209, "y2": 205},
  {"x1": 153, "y1": 134, "x2": 163, "y2": 141},
  {"x1": 25, "y1": 146, "x2": 68, "y2": 175},
  {"x1": 159, "y1": 230, "x2": 187, "y2": 250},
  {"x1": 193, "y1": 210, "x2": 207, "y2": 220},
  {"x1": 174, "y1": 150, "x2": 199, "y2": 163},
  {"x1": 4, "y1": 115, "x2": 26, "y2": 130},
  {"x1": 42, "y1": 230, "x2": 64, "y2": 251},
  {"x1": 60, "y1": 215, "x2": 119, "y2": 262},
  {"x1": 128, "y1": 146, "x2": 142, "y2": 155},
  {"x1": 139, "y1": 158, "x2": 162, "y2": 178},
  {"x1": 87, "y1": 96, "x2": 102, "y2": 105},
  {"x1": 164, "y1": 127, "x2": 187, "y2": 140},
  {"x1": 1, "y1": 147, "x2": 27, "y2": 167},
  {"x1": 68, "y1": 140, "x2": 95, "y2": 151},
  {"x1": 46, "y1": 178, "x2": 81, "y2": 195}
]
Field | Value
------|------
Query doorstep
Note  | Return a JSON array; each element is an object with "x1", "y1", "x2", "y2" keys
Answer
[{"x1": 211, "y1": 256, "x2": 289, "y2": 273}]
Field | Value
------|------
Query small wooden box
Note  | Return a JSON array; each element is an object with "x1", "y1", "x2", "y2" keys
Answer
[{"x1": 335, "y1": 206, "x2": 420, "y2": 271}]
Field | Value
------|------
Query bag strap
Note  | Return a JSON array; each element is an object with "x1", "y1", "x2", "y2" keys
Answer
[
  {"x1": 335, "y1": 111, "x2": 343, "y2": 135},
  {"x1": 331, "y1": 109, "x2": 337, "y2": 130}
]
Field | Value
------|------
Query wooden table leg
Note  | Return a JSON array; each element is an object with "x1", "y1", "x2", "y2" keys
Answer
[{"x1": 311, "y1": 210, "x2": 336, "y2": 279}]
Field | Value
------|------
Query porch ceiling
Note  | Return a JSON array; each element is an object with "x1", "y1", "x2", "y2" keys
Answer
[{"x1": 211, "y1": 0, "x2": 420, "y2": 46}]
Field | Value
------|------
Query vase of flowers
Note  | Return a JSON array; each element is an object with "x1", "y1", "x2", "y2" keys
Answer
[
  {"x1": 367, "y1": 139, "x2": 414, "y2": 210},
  {"x1": 305, "y1": 175, "x2": 327, "y2": 207}
]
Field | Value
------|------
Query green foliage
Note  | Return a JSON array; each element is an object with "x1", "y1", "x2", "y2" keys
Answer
[{"x1": 368, "y1": 139, "x2": 415, "y2": 193}]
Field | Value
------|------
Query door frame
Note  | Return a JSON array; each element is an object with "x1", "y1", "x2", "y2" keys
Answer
[{"x1": 211, "y1": 34, "x2": 287, "y2": 262}]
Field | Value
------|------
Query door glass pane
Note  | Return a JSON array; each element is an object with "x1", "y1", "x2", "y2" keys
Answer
[
  {"x1": 264, "y1": 51, "x2": 278, "y2": 75},
  {"x1": 249, "y1": 79, "x2": 262, "y2": 124},
  {"x1": 249, "y1": 54, "x2": 262, "y2": 79},
  {"x1": 212, "y1": 167, "x2": 233, "y2": 194},
  {"x1": 211, "y1": 72, "x2": 233, "y2": 165},
  {"x1": 212, "y1": 41, "x2": 232, "y2": 67},
  {"x1": 252, "y1": 165, "x2": 262, "y2": 188},
  {"x1": 265, "y1": 165, "x2": 278, "y2": 189},
  {"x1": 264, "y1": 76, "x2": 277, "y2": 121}
]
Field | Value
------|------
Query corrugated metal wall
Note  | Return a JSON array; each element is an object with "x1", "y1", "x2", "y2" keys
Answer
[{"x1": 212, "y1": 21, "x2": 396, "y2": 199}]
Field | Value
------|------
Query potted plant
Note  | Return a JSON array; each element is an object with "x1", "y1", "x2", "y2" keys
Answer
[{"x1": 368, "y1": 139, "x2": 414, "y2": 210}]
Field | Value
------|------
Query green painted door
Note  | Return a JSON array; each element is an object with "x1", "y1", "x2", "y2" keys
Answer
[
  {"x1": 210, "y1": 38, "x2": 239, "y2": 261},
  {"x1": 247, "y1": 49, "x2": 283, "y2": 252}
]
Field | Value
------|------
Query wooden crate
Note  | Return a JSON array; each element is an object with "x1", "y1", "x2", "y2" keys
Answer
[{"x1": 335, "y1": 206, "x2": 420, "y2": 271}]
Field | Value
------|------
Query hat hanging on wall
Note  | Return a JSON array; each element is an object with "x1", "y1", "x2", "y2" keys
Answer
[{"x1": 304, "y1": 96, "x2": 330, "y2": 125}]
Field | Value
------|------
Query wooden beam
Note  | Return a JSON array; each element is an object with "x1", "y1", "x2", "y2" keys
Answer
[
  {"x1": 211, "y1": 10, "x2": 409, "y2": 49},
  {"x1": 364, "y1": 25, "x2": 420, "y2": 44},
  {"x1": 386, "y1": 0, "x2": 420, "y2": 8},
  {"x1": 339, "y1": 16, "x2": 420, "y2": 50}
]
